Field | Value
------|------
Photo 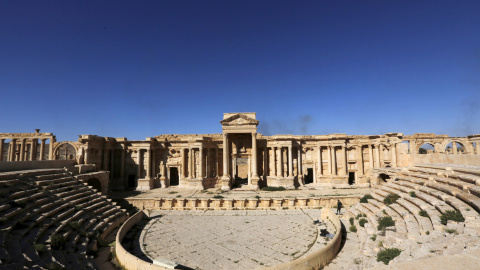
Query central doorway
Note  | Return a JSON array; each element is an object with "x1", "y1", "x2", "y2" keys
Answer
[
  {"x1": 169, "y1": 167, "x2": 179, "y2": 186},
  {"x1": 304, "y1": 168, "x2": 313, "y2": 184},
  {"x1": 348, "y1": 172, "x2": 355, "y2": 185}
]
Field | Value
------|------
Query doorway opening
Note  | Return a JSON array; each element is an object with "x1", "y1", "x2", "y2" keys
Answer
[
  {"x1": 170, "y1": 167, "x2": 179, "y2": 186},
  {"x1": 348, "y1": 172, "x2": 355, "y2": 185},
  {"x1": 304, "y1": 168, "x2": 313, "y2": 184},
  {"x1": 127, "y1": 175, "x2": 136, "y2": 189},
  {"x1": 87, "y1": 178, "x2": 102, "y2": 192}
]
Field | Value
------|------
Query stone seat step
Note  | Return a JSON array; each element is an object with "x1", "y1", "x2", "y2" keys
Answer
[
  {"x1": 75, "y1": 197, "x2": 104, "y2": 210},
  {"x1": 454, "y1": 192, "x2": 480, "y2": 218},
  {"x1": 396, "y1": 198, "x2": 433, "y2": 232},
  {"x1": 401, "y1": 196, "x2": 443, "y2": 231},
  {"x1": 382, "y1": 207, "x2": 408, "y2": 237},
  {"x1": 401, "y1": 176, "x2": 427, "y2": 186},
  {"x1": 379, "y1": 185, "x2": 406, "y2": 198},
  {"x1": 370, "y1": 191, "x2": 387, "y2": 205},
  {"x1": 405, "y1": 185, "x2": 454, "y2": 214},
  {"x1": 61, "y1": 190, "x2": 94, "y2": 203},
  {"x1": 34, "y1": 173, "x2": 71, "y2": 182},
  {"x1": 355, "y1": 204, "x2": 373, "y2": 217},
  {"x1": 433, "y1": 176, "x2": 474, "y2": 191},
  {"x1": 367, "y1": 199, "x2": 386, "y2": 211},
  {"x1": 372, "y1": 189, "x2": 390, "y2": 198},
  {"x1": 0, "y1": 203, "x2": 11, "y2": 213},
  {"x1": 56, "y1": 187, "x2": 89, "y2": 199},
  {"x1": 0, "y1": 179, "x2": 21, "y2": 186},
  {"x1": 389, "y1": 203, "x2": 420, "y2": 239},
  {"x1": 457, "y1": 174, "x2": 480, "y2": 185},
  {"x1": 10, "y1": 189, "x2": 37, "y2": 200},
  {"x1": 41, "y1": 179, "x2": 80, "y2": 190},
  {"x1": 362, "y1": 202, "x2": 381, "y2": 214},
  {"x1": 425, "y1": 181, "x2": 461, "y2": 197}
]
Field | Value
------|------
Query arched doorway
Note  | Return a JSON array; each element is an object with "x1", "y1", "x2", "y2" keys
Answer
[
  {"x1": 87, "y1": 178, "x2": 102, "y2": 192},
  {"x1": 418, "y1": 143, "x2": 435, "y2": 154},
  {"x1": 445, "y1": 141, "x2": 465, "y2": 154},
  {"x1": 55, "y1": 142, "x2": 76, "y2": 160},
  {"x1": 377, "y1": 173, "x2": 391, "y2": 184}
]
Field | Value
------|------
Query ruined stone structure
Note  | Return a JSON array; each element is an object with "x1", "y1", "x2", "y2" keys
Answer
[
  {"x1": 0, "y1": 129, "x2": 56, "y2": 162},
  {"x1": 4, "y1": 113, "x2": 479, "y2": 192}
]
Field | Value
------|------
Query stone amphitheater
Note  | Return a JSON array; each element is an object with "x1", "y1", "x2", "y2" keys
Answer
[{"x1": 1, "y1": 113, "x2": 480, "y2": 270}]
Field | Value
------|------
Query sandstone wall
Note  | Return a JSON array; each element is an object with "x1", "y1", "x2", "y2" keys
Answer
[{"x1": 127, "y1": 196, "x2": 360, "y2": 210}]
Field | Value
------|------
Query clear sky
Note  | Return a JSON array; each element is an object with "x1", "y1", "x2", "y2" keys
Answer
[{"x1": 1, "y1": 1, "x2": 479, "y2": 142}]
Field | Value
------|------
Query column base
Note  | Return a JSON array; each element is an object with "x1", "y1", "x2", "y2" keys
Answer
[
  {"x1": 185, "y1": 178, "x2": 204, "y2": 190},
  {"x1": 160, "y1": 176, "x2": 167, "y2": 188},
  {"x1": 250, "y1": 175, "x2": 260, "y2": 191},
  {"x1": 136, "y1": 177, "x2": 154, "y2": 191},
  {"x1": 221, "y1": 176, "x2": 231, "y2": 191}
]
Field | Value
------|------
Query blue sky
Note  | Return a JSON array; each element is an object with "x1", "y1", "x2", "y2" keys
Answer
[{"x1": 1, "y1": 1, "x2": 479, "y2": 142}]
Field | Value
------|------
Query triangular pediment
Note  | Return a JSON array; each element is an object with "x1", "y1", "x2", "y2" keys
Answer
[{"x1": 220, "y1": 114, "x2": 259, "y2": 126}]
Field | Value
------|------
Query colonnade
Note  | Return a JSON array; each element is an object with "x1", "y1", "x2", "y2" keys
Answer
[{"x1": 0, "y1": 135, "x2": 54, "y2": 162}]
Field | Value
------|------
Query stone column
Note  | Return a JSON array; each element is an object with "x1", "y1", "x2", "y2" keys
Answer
[
  {"x1": 357, "y1": 145, "x2": 364, "y2": 175},
  {"x1": 221, "y1": 134, "x2": 230, "y2": 191},
  {"x1": 151, "y1": 149, "x2": 156, "y2": 178},
  {"x1": 39, "y1": 139, "x2": 45, "y2": 161},
  {"x1": 452, "y1": 142, "x2": 458, "y2": 154},
  {"x1": 277, "y1": 147, "x2": 283, "y2": 177},
  {"x1": 206, "y1": 148, "x2": 209, "y2": 178},
  {"x1": 199, "y1": 147, "x2": 204, "y2": 178},
  {"x1": 251, "y1": 133, "x2": 259, "y2": 179},
  {"x1": 29, "y1": 139, "x2": 36, "y2": 161},
  {"x1": 264, "y1": 147, "x2": 269, "y2": 177},
  {"x1": 48, "y1": 138, "x2": 54, "y2": 160},
  {"x1": 20, "y1": 139, "x2": 26, "y2": 161},
  {"x1": 317, "y1": 146, "x2": 322, "y2": 176},
  {"x1": 409, "y1": 140, "x2": 416, "y2": 154},
  {"x1": 137, "y1": 149, "x2": 142, "y2": 178},
  {"x1": 287, "y1": 145, "x2": 293, "y2": 177},
  {"x1": 188, "y1": 148, "x2": 193, "y2": 178},
  {"x1": 476, "y1": 142, "x2": 480, "y2": 155},
  {"x1": 121, "y1": 143, "x2": 126, "y2": 187},
  {"x1": 327, "y1": 146, "x2": 332, "y2": 175},
  {"x1": 391, "y1": 143, "x2": 397, "y2": 167},
  {"x1": 28, "y1": 140, "x2": 33, "y2": 161},
  {"x1": 332, "y1": 146, "x2": 337, "y2": 175},
  {"x1": 368, "y1": 144, "x2": 373, "y2": 169},
  {"x1": 215, "y1": 148, "x2": 219, "y2": 177},
  {"x1": 272, "y1": 147, "x2": 277, "y2": 177},
  {"x1": 374, "y1": 144, "x2": 381, "y2": 167},
  {"x1": 181, "y1": 148, "x2": 186, "y2": 178},
  {"x1": 297, "y1": 148, "x2": 302, "y2": 177},
  {"x1": 342, "y1": 145, "x2": 347, "y2": 175},
  {"x1": 145, "y1": 149, "x2": 151, "y2": 178},
  {"x1": 0, "y1": 139, "x2": 4, "y2": 162}
]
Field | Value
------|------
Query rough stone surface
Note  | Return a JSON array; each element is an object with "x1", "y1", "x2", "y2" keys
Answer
[{"x1": 139, "y1": 209, "x2": 333, "y2": 270}]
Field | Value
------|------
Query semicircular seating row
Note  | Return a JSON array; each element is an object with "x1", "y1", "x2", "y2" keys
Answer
[
  {"x1": 0, "y1": 169, "x2": 127, "y2": 270},
  {"x1": 335, "y1": 165, "x2": 480, "y2": 269}
]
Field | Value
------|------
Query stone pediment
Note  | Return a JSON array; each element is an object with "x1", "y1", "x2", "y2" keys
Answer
[{"x1": 220, "y1": 114, "x2": 259, "y2": 126}]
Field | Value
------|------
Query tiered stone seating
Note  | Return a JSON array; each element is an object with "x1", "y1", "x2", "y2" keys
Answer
[
  {"x1": 0, "y1": 169, "x2": 127, "y2": 269},
  {"x1": 337, "y1": 164, "x2": 480, "y2": 269}
]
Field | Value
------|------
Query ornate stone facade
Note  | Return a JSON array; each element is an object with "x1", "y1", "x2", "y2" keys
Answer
[{"x1": 2, "y1": 113, "x2": 479, "y2": 191}]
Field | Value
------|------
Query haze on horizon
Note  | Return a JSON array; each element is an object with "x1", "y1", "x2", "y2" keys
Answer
[{"x1": 1, "y1": 1, "x2": 479, "y2": 142}]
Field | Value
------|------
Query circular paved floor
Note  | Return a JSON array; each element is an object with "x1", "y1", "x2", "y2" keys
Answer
[{"x1": 141, "y1": 209, "x2": 329, "y2": 270}]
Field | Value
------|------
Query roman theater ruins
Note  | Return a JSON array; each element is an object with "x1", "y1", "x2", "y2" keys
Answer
[{"x1": 1, "y1": 112, "x2": 480, "y2": 269}]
